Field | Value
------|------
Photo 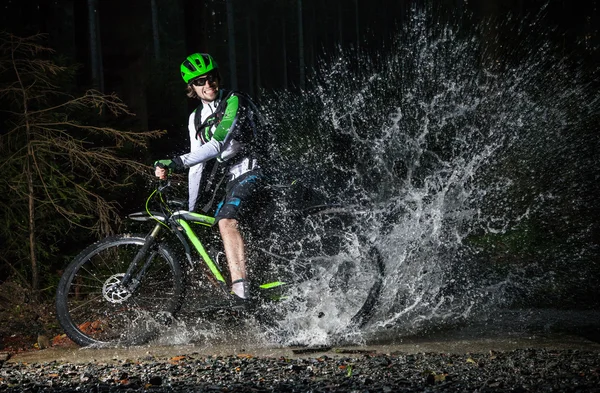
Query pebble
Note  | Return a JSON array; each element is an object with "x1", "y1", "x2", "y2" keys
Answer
[{"x1": 0, "y1": 348, "x2": 599, "y2": 392}]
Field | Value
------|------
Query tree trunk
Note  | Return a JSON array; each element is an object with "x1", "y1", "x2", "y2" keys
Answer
[
  {"x1": 337, "y1": 1, "x2": 343, "y2": 46},
  {"x1": 27, "y1": 146, "x2": 38, "y2": 297},
  {"x1": 281, "y1": 18, "x2": 288, "y2": 90},
  {"x1": 15, "y1": 42, "x2": 40, "y2": 296},
  {"x1": 354, "y1": 0, "x2": 360, "y2": 52},
  {"x1": 308, "y1": 2, "x2": 316, "y2": 74},
  {"x1": 87, "y1": 0, "x2": 104, "y2": 91},
  {"x1": 297, "y1": 0, "x2": 305, "y2": 90},
  {"x1": 96, "y1": 7, "x2": 104, "y2": 92},
  {"x1": 253, "y1": 10, "x2": 261, "y2": 95},
  {"x1": 20, "y1": 76, "x2": 39, "y2": 295},
  {"x1": 226, "y1": 0, "x2": 238, "y2": 89},
  {"x1": 150, "y1": 0, "x2": 160, "y2": 60},
  {"x1": 246, "y1": 15, "x2": 254, "y2": 96}
]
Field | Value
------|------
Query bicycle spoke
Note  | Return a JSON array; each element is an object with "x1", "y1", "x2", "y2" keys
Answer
[
  {"x1": 66, "y1": 293, "x2": 105, "y2": 313},
  {"x1": 56, "y1": 235, "x2": 184, "y2": 346}
]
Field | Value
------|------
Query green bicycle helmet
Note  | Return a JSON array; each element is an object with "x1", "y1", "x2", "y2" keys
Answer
[{"x1": 180, "y1": 53, "x2": 218, "y2": 84}]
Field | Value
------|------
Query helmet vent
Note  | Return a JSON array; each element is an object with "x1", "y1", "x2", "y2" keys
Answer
[
  {"x1": 183, "y1": 59, "x2": 196, "y2": 72},
  {"x1": 201, "y1": 54, "x2": 211, "y2": 68}
]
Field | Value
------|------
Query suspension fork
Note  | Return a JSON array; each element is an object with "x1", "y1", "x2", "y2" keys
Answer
[{"x1": 120, "y1": 223, "x2": 163, "y2": 291}]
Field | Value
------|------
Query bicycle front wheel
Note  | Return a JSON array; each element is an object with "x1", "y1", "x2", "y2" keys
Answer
[{"x1": 56, "y1": 235, "x2": 184, "y2": 347}]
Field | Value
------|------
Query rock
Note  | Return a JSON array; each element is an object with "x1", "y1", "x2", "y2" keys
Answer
[
  {"x1": 1, "y1": 349, "x2": 600, "y2": 392},
  {"x1": 37, "y1": 334, "x2": 51, "y2": 350}
]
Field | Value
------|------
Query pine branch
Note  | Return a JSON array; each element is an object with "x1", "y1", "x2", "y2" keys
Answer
[{"x1": 0, "y1": 32, "x2": 167, "y2": 290}]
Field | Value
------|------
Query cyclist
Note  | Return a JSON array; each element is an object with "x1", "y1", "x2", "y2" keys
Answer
[{"x1": 154, "y1": 53, "x2": 264, "y2": 303}]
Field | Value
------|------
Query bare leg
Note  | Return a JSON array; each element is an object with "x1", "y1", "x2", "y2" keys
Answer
[{"x1": 218, "y1": 218, "x2": 247, "y2": 296}]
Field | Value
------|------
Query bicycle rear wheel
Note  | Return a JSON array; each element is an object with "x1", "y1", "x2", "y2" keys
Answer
[
  {"x1": 347, "y1": 245, "x2": 384, "y2": 328},
  {"x1": 286, "y1": 209, "x2": 386, "y2": 331},
  {"x1": 56, "y1": 235, "x2": 184, "y2": 347}
]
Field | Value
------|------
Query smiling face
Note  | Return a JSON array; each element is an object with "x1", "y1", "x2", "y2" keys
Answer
[{"x1": 191, "y1": 72, "x2": 220, "y2": 103}]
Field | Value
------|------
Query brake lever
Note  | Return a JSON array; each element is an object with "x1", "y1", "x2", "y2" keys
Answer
[{"x1": 158, "y1": 177, "x2": 171, "y2": 193}]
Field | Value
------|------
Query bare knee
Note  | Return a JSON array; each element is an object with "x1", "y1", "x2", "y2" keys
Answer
[{"x1": 218, "y1": 218, "x2": 239, "y2": 234}]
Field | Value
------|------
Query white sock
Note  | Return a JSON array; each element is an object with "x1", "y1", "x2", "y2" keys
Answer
[{"x1": 231, "y1": 280, "x2": 248, "y2": 299}]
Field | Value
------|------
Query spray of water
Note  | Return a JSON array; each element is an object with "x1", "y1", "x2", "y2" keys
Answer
[{"x1": 258, "y1": 8, "x2": 599, "y2": 346}]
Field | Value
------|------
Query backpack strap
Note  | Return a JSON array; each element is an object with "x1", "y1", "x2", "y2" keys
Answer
[{"x1": 194, "y1": 90, "x2": 235, "y2": 142}]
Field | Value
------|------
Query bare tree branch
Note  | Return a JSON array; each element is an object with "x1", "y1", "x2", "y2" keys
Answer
[{"x1": 0, "y1": 32, "x2": 166, "y2": 294}]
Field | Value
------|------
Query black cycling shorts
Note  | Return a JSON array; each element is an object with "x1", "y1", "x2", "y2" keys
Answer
[{"x1": 214, "y1": 170, "x2": 265, "y2": 223}]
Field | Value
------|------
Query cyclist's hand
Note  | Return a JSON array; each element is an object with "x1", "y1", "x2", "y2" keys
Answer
[
  {"x1": 154, "y1": 159, "x2": 179, "y2": 180},
  {"x1": 155, "y1": 165, "x2": 169, "y2": 180}
]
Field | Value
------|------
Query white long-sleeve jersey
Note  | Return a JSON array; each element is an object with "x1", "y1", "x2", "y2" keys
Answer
[{"x1": 182, "y1": 94, "x2": 258, "y2": 211}]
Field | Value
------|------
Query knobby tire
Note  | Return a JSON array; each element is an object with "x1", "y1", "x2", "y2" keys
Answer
[
  {"x1": 348, "y1": 245, "x2": 384, "y2": 328},
  {"x1": 55, "y1": 235, "x2": 185, "y2": 347}
]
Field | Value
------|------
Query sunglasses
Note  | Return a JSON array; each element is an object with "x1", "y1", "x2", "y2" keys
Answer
[{"x1": 191, "y1": 73, "x2": 218, "y2": 86}]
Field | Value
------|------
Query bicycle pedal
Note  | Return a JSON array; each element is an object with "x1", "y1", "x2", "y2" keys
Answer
[
  {"x1": 195, "y1": 296, "x2": 252, "y2": 314},
  {"x1": 227, "y1": 298, "x2": 252, "y2": 313}
]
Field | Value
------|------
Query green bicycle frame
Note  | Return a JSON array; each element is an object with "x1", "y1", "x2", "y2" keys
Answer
[
  {"x1": 130, "y1": 191, "x2": 285, "y2": 295},
  {"x1": 173, "y1": 212, "x2": 225, "y2": 284},
  {"x1": 172, "y1": 211, "x2": 286, "y2": 292}
]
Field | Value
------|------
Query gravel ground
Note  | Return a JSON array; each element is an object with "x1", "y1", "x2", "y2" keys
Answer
[{"x1": 1, "y1": 348, "x2": 600, "y2": 392}]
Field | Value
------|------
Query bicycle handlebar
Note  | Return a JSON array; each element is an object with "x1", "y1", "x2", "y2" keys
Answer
[
  {"x1": 157, "y1": 178, "x2": 171, "y2": 193},
  {"x1": 153, "y1": 177, "x2": 187, "y2": 212}
]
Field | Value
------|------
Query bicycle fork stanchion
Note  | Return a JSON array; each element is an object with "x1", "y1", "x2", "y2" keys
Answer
[{"x1": 120, "y1": 223, "x2": 162, "y2": 292}]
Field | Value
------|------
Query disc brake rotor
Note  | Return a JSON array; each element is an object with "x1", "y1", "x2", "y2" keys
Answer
[{"x1": 102, "y1": 273, "x2": 132, "y2": 303}]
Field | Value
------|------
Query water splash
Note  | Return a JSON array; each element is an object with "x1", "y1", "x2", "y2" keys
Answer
[{"x1": 258, "y1": 8, "x2": 599, "y2": 346}]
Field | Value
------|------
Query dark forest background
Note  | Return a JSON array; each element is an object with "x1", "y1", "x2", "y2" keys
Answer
[
  {"x1": 0, "y1": 0, "x2": 598, "y2": 308},
  {"x1": 3, "y1": 0, "x2": 598, "y2": 134}
]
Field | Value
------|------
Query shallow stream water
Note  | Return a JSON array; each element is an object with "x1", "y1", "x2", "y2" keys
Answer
[
  {"x1": 242, "y1": 8, "x2": 599, "y2": 347},
  {"x1": 8, "y1": 308, "x2": 600, "y2": 365}
]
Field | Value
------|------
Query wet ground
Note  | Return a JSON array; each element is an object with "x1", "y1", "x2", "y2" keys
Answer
[
  {"x1": 5, "y1": 332, "x2": 599, "y2": 366},
  {"x1": 2, "y1": 309, "x2": 600, "y2": 392},
  {"x1": 6, "y1": 308, "x2": 600, "y2": 364}
]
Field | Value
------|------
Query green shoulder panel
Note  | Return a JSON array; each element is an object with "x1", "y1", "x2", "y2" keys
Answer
[{"x1": 212, "y1": 94, "x2": 239, "y2": 142}]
